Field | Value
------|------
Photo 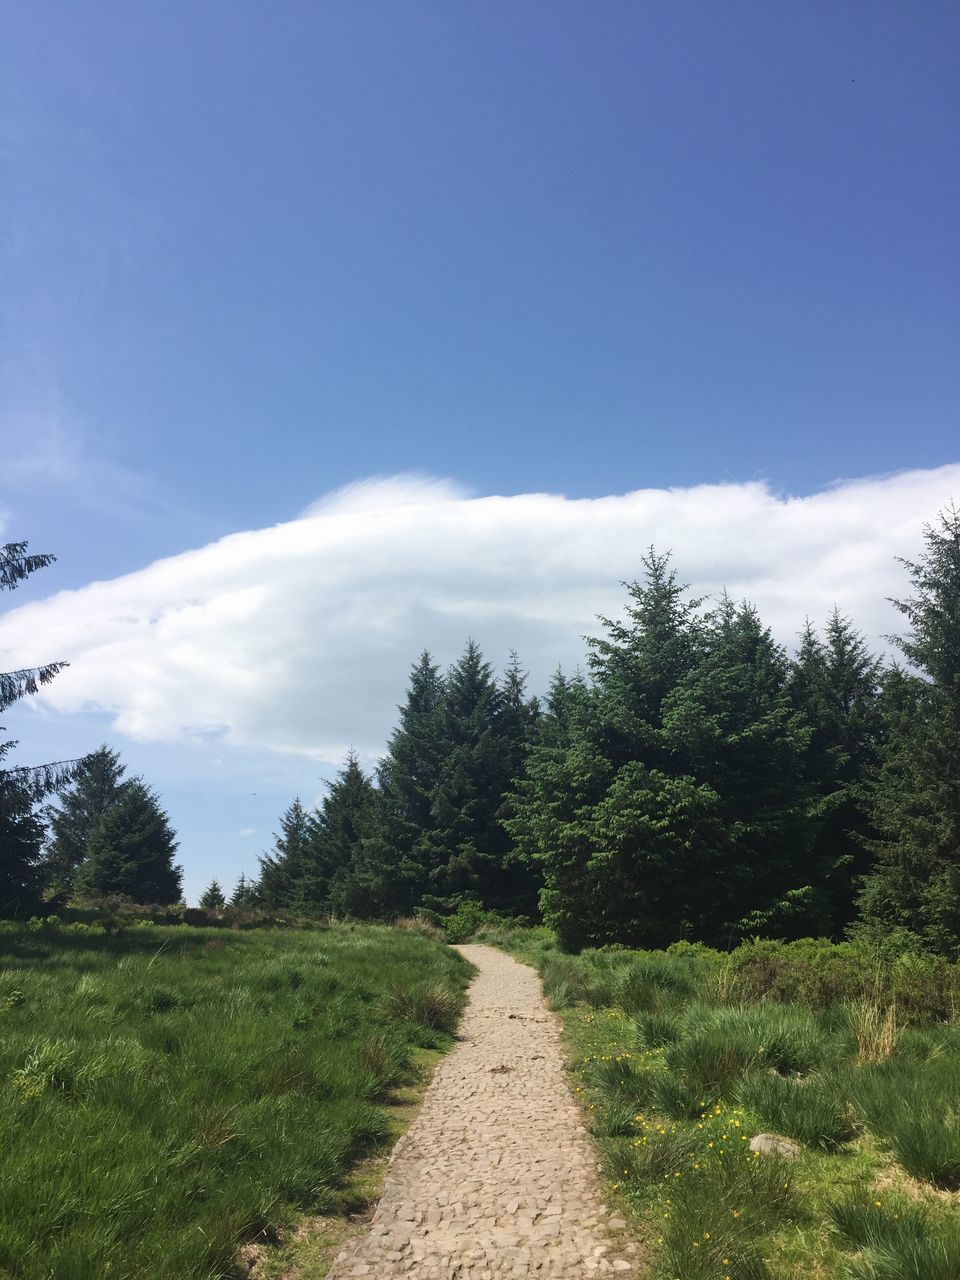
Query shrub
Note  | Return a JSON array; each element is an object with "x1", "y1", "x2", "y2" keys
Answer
[
  {"x1": 383, "y1": 980, "x2": 461, "y2": 1035},
  {"x1": 736, "y1": 1069, "x2": 858, "y2": 1150},
  {"x1": 853, "y1": 1058, "x2": 960, "y2": 1189},
  {"x1": 830, "y1": 1194, "x2": 960, "y2": 1280}
]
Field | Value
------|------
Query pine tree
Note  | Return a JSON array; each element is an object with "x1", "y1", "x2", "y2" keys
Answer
[
  {"x1": 520, "y1": 553, "x2": 706, "y2": 949},
  {"x1": 1, "y1": 542, "x2": 85, "y2": 916},
  {"x1": 422, "y1": 640, "x2": 520, "y2": 909},
  {"x1": 376, "y1": 652, "x2": 447, "y2": 912},
  {"x1": 256, "y1": 798, "x2": 313, "y2": 910},
  {"x1": 74, "y1": 780, "x2": 182, "y2": 903},
  {"x1": 231, "y1": 872, "x2": 258, "y2": 907},
  {"x1": 790, "y1": 613, "x2": 883, "y2": 930},
  {"x1": 858, "y1": 506, "x2": 960, "y2": 954},
  {"x1": 312, "y1": 752, "x2": 379, "y2": 912},
  {"x1": 43, "y1": 745, "x2": 130, "y2": 892},
  {"x1": 661, "y1": 596, "x2": 818, "y2": 941},
  {"x1": 199, "y1": 879, "x2": 226, "y2": 908}
]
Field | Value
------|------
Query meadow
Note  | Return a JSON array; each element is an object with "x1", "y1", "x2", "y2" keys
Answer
[
  {"x1": 477, "y1": 924, "x2": 960, "y2": 1280},
  {"x1": 0, "y1": 917, "x2": 472, "y2": 1280}
]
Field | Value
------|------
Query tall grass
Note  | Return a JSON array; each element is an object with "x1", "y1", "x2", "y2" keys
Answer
[{"x1": 0, "y1": 920, "x2": 472, "y2": 1279}]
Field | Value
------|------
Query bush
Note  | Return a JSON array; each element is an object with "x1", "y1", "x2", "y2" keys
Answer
[
  {"x1": 830, "y1": 1193, "x2": 960, "y2": 1280},
  {"x1": 853, "y1": 1057, "x2": 960, "y2": 1189},
  {"x1": 383, "y1": 980, "x2": 462, "y2": 1036},
  {"x1": 736, "y1": 1068, "x2": 858, "y2": 1150}
]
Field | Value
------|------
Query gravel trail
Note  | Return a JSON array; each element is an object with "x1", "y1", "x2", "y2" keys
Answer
[{"x1": 326, "y1": 944, "x2": 639, "y2": 1279}]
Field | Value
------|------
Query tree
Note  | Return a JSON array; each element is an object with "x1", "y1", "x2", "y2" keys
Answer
[
  {"x1": 199, "y1": 879, "x2": 226, "y2": 908},
  {"x1": 858, "y1": 506, "x2": 960, "y2": 954},
  {"x1": 231, "y1": 872, "x2": 258, "y2": 908},
  {"x1": 43, "y1": 745, "x2": 130, "y2": 893},
  {"x1": 790, "y1": 613, "x2": 883, "y2": 931},
  {"x1": 375, "y1": 651, "x2": 447, "y2": 912},
  {"x1": 421, "y1": 640, "x2": 521, "y2": 910},
  {"x1": 313, "y1": 752, "x2": 379, "y2": 912},
  {"x1": 256, "y1": 798, "x2": 314, "y2": 910},
  {"x1": 74, "y1": 780, "x2": 182, "y2": 904},
  {"x1": 1, "y1": 543, "x2": 85, "y2": 916}
]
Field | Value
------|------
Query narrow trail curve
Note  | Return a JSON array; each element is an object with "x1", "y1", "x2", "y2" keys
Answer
[{"x1": 327, "y1": 944, "x2": 640, "y2": 1279}]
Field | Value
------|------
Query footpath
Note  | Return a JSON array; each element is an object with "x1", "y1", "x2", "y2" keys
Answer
[{"x1": 327, "y1": 944, "x2": 639, "y2": 1279}]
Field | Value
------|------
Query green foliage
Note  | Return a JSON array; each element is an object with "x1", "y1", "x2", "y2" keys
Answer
[
  {"x1": 0, "y1": 919, "x2": 471, "y2": 1278},
  {"x1": 852, "y1": 1056, "x2": 960, "y2": 1189},
  {"x1": 73, "y1": 779, "x2": 182, "y2": 903},
  {"x1": 43, "y1": 745, "x2": 130, "y2": 893},
  {"x1": 859, "y1": 506, "x2": 960, "y2": 956},
  {"x1": 0, "y1": 542, "x2": 85, "y2": 917},
  {"x1": 830, "y1": 1194, "x2": 960, "y2": 1280},
  {"x1": 198, "y1": 879, "x2": 226, "y2": 909},
  {"x1": 736, "y1": 1069, "x2": 857, "y2": 1149}
]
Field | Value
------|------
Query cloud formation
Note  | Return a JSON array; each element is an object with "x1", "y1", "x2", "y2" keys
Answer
[{"x1": 1, "y1": 466, "x2": 958, "y2": 765}]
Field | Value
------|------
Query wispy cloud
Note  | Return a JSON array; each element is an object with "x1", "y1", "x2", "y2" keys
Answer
[{"x1": 0, "y1": 465, "x2": 957, "y2": 766}]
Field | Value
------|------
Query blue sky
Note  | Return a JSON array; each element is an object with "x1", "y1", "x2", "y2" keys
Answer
[{"x1": 2, "y1": 2, "x2": 958, "y2": 901}]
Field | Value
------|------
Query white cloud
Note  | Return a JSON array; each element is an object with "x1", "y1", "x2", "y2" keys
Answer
[
  {"x1": 0, "y1": 465, "x2": 957, "y2": 766},
  {"x1": 237, "y1": 828, "x2": 256, "y2": 838}
]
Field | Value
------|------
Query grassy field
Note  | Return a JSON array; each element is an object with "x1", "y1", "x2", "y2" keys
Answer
[
  {"x1": 478, "y1": 924, "x2": 960, "y2": 1280},
  {"x1": 0, "y1": 917, "x2": 472, "y2": 1280}
]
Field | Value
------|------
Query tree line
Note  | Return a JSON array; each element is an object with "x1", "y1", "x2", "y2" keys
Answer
[
  {"x1": 2, "y1": 507, "x2": 959, "y2": 955},
  {"x1": 248, "y1": 506, "x2": 960, "y2": 956}
]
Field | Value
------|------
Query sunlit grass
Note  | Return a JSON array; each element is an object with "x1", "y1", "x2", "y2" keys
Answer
[{"x1": 0, "y1": 919, "x2": 471, "y2": 1279}]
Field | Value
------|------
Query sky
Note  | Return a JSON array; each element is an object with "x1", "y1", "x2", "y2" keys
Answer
[{"x1": 1, "y1": 2, "x2": 958, "y2": 903}]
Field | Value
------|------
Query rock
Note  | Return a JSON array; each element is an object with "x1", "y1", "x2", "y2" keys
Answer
[
  {"x1": 749, "y1": 1133, "x2": 802, "y2": 1159},
  {"x1": 607, "y1": 1216, "x2": 627, "y2": 1230}
]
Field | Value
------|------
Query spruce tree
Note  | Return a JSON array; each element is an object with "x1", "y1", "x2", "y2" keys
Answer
[
  {"x1": 312, "y1": 752, "x2": 379, "y2": 911},
  {"x1": 790, "y1": 613, "x2": 883, "y2": 930},
  {"x1": 199, "y1": 879, "x2": 226, "y2": 908},
  {"x1": 43, "y1": 745, "x2": 130, "y2": 892},
  {"x1": 858, "y1": 506, "x2": 960, "y2": 954},
  {"x1": 75, "y1": 780, "x2": 182, "y2": 903},
  {"x1": 1, "y1": 542, "x2": 85, "y2": 915},
  {"x1": 422, "y1": 640, "x2": 519, "y2": 909},
  {"x1": 256, "y1": 798, "x2": 313, "y2": 910},
  {"x1": 231, "y1": 872, "x2": 257, "y2": 907},
  {"x1": 376, "y1": 652, "x2": 447, "y2": 911}
]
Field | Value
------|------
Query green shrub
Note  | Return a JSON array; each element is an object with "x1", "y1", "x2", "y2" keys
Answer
[
  {"x1": 736, "y1": 1068, "x2": 857, "y2": 1149},
  {"x1": 830, "y1": 1193, "x2": 960, "y2": 1280},
  {"x1": 853, "y1": 1057, "x2": 960, "y2": 1189},
  {"x1": 383, "y1": 979, "x2": 462, "y2": 1035},
  {"x1": 663, "y1": 1004, "x2": 830, "y2": 1101}
]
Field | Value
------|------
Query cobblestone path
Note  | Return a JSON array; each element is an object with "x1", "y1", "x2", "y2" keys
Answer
[{"x1": 327, "y1": 944, "x2": 640, "y2": 1279}]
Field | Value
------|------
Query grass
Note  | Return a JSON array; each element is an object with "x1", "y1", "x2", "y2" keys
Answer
[
  {"x1": 476, "y1": 923, "x2": 960, "y2": 1280},
  {"x1": 0, "y1": 918, "x2": 472, "y2": 1280}
]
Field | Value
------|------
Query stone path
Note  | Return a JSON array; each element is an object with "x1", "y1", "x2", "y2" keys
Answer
[{"x1": 327, "y1": 944, "x2": 639, "y2": 1279}]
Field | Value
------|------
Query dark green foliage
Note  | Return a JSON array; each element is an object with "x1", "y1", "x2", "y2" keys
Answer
[
  {"x1": 74, "y1": 780, "x2": 182, "y2": 904},
  {"x1": 789, "y1": 614, "x2": 883, "y2": 930},
  {"x1": 257, "y1": 797, "x2": 317, "y2": 911},
  {"x1": 859, "y1": 506, "x2": 960, "y2": 956},
  {"x1": 199, "y1": 879, "x2": 226, "y2": 909},
  {"x1": 231, "y1": 872, "x2": 258, "y2": 907},
  {"x1": 1, "y1": 543, "x2": 85, "y2": 917},
  {"x1": 43, "y1": 744, "x2": 129, "y2": 892}
]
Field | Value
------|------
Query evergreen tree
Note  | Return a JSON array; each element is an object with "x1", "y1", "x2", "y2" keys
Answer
[
  {"x1": 660, "y1": 597, "x2": 818, "y2": 941},
  {"x1": 422, "y1": 640, "x2": 520, "y2": 909},
  {"x1": 231, "y1": 872, "x2": 258, "y2": 907},
  {"x1": 1, "y1": 543, "x2": 85, "y2": 916},
  {"x1": 74, "y1": 780, "x2": 182, "y2": 903},
  {"x1": 43, "y1": 745, "x2": 130, "y2": 892},
  {"x1": 256, "y1": 798, "x2": 313, "y2": 910},
  {"x1": 516, "y1": 552, "x2": 706, "y2": 949},
  {"x1": 790, "y1": 612, "x2": 883, "y2": 930},
  {"x1": 313, "y1": 752, "x2": 379, "y2": 912},
  {"x1": 199, "y1": 879, "x2": 226, "y2": 908},
  {"x1": 376, "y1": 652, "x2": 447, "y2": 911},
  {"x1": 858, "y1": 506, "x2": 960, "y2": 954}
]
